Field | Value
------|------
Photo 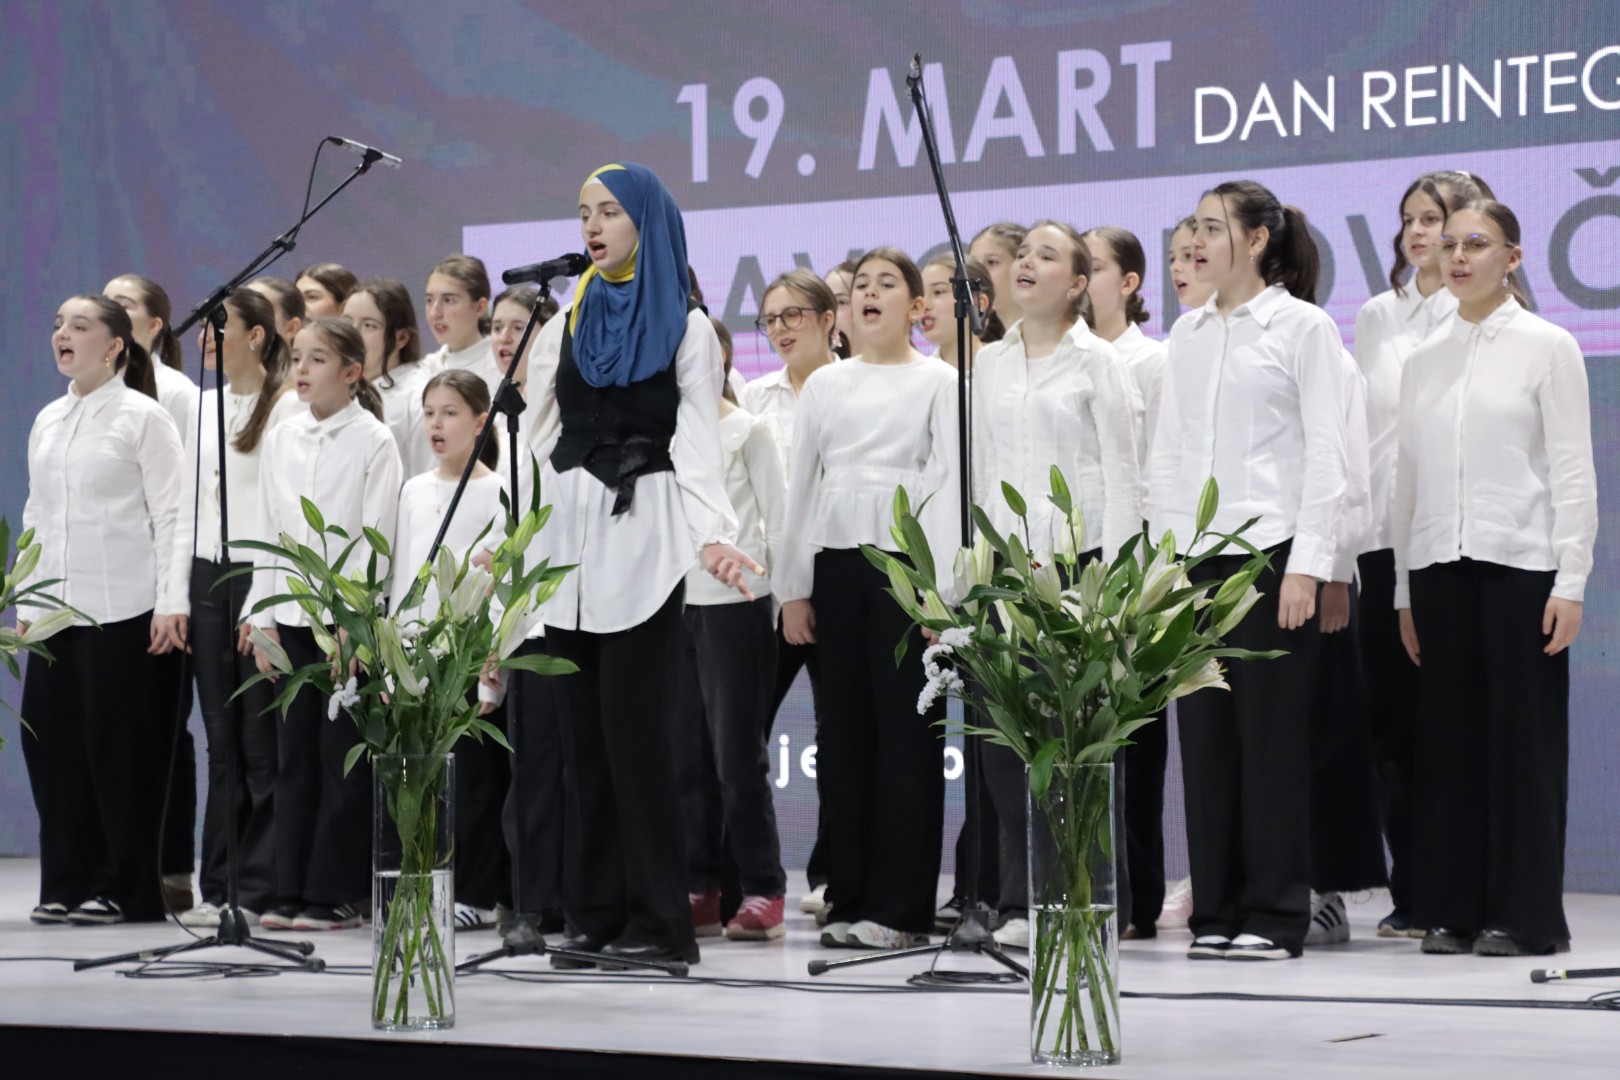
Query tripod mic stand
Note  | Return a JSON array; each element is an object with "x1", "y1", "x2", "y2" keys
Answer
[
  {"x1": 423, "y1": 269, "x2": 686, "y2": 979},
  {"x1": 76, "y1": 140, "x2": 389, "y2": 975},
  {"x1": 808, "y1": 52, "x2": 1023, "y2": 984}
]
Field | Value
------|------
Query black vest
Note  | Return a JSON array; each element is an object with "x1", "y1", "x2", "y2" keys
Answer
[{"x1": 549, "y1": 318, "x2": 680, "y2": 515}]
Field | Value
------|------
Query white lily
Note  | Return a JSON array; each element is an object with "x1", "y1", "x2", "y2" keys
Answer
[
  {"x1": 494, "y1": 592, "x2": 534, "y2": 660},
  {"x1": 9, "y1": 543, "x2": 41, "y2": 587},
  {"x1": 1168, "y1": 657, "x2": 1228, "y2": 700},
  {"x1": 1215, "y1": 584, "x2": 1263, "y2": 636},
  {"x1": 448, "y1": 566, "x2": 493, "y2": 622},
  {"x1": 19, "y1": 607, "x2": 75, "y2": 643}
]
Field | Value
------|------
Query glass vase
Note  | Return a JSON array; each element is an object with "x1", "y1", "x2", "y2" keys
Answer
[
  {"x1": 1028, "y1": 761, "x2": 1119, "y2": 1066},
  {"x1": 372, "y1": 753, "x2": 455, "y2": 1031}
]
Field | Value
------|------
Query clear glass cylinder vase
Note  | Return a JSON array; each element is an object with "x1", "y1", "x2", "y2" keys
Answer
[
  {"x1": 372, "y1": 753, "x2": 456, "y2": 1031},
  {"x1": 1027, "y1": 761, "x2": 1120, "y2": 1066}
]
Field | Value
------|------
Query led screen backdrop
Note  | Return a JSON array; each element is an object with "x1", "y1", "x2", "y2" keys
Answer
[{"x1": 1, "y1": 1, "x2": 1617, "y2": 890}]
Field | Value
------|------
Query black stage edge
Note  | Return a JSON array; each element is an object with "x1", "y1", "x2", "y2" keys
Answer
[{"x1": 1, "y1": 1025, "x2": 1011, "y2": 1079}]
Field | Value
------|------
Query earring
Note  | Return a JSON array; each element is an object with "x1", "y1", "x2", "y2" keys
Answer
[{"x1": 103, "y1": 354, "x2": 113, "y2": 367}]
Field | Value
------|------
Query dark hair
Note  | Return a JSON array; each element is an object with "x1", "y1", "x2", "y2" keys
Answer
[
  {"x1": 1081, "y1": 226, "x2": 1151, "y2": 326},
  {"x1": 1026, "y1": 219, "x2": 1096, "y2": 326},
  {"x1": 764, "y1": 268, "x2": 839, "y2": 353},
  {"x1": 1172, "y1": 214, "x2": 1197, "y2": 238},
  {"x1": 853, "y1": 246, "x2": 925, "y2": 298},
  {"x1": 1203, "y1": 180, "x2": 1320, "y2": 304},
  {"x1": 430, "y1": 255, "x2": 493, "y2": 335},
  {"x1": 708, "y1": 316, "x2": 738, "y2": 405},
  {"x1": 296, "y1": 263, "x2": 358, "y2": 308},
  {"x1": 1448, "y1": 199, "x2": 1532, "y2": 309},
  {"x1": 828, "y1": 261, "x2": 859, "y2": 358},
  {"x1": 76, "y1": 294, "x2": 156, "y2": 398},
  {"x1": 351, "y1": 277, "x2": 421, "y2": 389},
  {"x1": 221, "y1": 290, "x2": 291, "y2": 453},
  {"x1": 491, "y1": 283, "x2": 559, "y2": 324},
  {"x1": 1389, "y1": 170, "x2": 1499, "y2": 296},
  {"x1": 923, "y1": 252, "x2": 1006, "y2": 344},
  {"x1": 970, "y1": 222, "x2": 1027, "y2": 261},
  {"x1": 687, "y1": 265, "x2": 707, "y2": 312},
  {"x1": 303, "y1": 316, "x2": 383, "y2": 420},
  {"x1": 250, "y1": 276, "x2": 306, "y2": 328},
  {"x1": 109, "y1": 274, "x2": 183, "y2": 370},
  {"x1": 423, "y1": 368, "x2": 499, "y2": 470}
]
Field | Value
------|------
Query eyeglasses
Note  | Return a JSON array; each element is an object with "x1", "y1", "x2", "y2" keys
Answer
[
  {"x1": 754, "y1": 306, "x2": 812, "y2": 334},
  {"x1": 1437, "y1": 234, "x2": 1508, "y2": 255}
]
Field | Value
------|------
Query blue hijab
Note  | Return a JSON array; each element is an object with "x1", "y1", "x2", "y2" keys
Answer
[{"x1": 568, "y1": 163, "x2": 691, "y2": 389}]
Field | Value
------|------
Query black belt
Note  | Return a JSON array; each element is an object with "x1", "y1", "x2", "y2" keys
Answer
[{"x1": 550, "y1": 432, "x2": 673, "y2": 516}]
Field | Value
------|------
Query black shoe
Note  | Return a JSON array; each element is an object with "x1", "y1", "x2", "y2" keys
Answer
[
  {"x1": 1472, "y1": 928, "x2": 1567, "y2": 957},
  {"x1": 1420, "y1": 927, "x2": 1475, "y2": 954},
  {"x1": 1224, "y1": 934, "x2": 1296, "y2": 961},
  {"x1": 1377, "y1": 909, "x2": 1422, "y2": 938},
  {"x1": 598, "y1": 938, "x2": 700, "y2": 969},
  {"x1": 30, "y1": 902, "x2": 71, "y2": 924},
  {"x1": 66, "y1": 897, "x2": 125, "y2": 925},
  {"x1": 549, "y1": 932, "x2": 606, "y2": 969}
]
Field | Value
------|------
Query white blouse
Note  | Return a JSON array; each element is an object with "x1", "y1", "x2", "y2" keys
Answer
[
  {"x1": 389, "y1": 470, "x2": 506, "y2": 619},
  {"x1": 1392, "y1": 298, "x2": 1597, "y2": 607},
  {"x1": 741, "y1": 367, "x2": 802, "y2": 461},
  {"x1": 1148, "y1": 285, "x2": 1349, "y2": 580},
  {"x1": 686, "y1": 408, "x2": 786, "y2": 606},
  {"x1": 375, "y1": 360, "x2": 437, "y2": 479},
  {"x1": 1353, "y1": 283, "x2": 1458, "y2": 552},
  {"x1": 170, "y1": 386, "x2": 305, "y2": 593},
  {"x1": 153, "y1": 362, "x2": 201, "y2": 447},
  {"x1": 244, "y1": 401, "x2": 404, "y2": 629},
  {"x1": 776, "y1": 356, "x2": 960, "y2": 603},
  {"x1": 1333, "y1": 349, "x2": 1373, "y2": 584},
  {"x1": 520, "y1": 309, "x2": 739, "y2": 634},
  {"x1": 1110, "y1": 322, "x2": 1168, "y2": 471},
  {"x1": 972, "y1": 320, "x2": 1142, "y2": 561},
  {"x1": 427, "y1": 337, "x2": 502, "y2": 402},
  {"x1": 22, "y1": 377, "x2": 185, "y2": 624}
]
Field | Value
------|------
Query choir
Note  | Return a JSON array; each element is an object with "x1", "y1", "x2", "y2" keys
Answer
[{"x1": 15, "y1": 162, "x2": 1596, "y2": 967}]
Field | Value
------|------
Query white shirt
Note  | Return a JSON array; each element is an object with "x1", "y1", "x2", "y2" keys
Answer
[
  {"x1": 170, "y1": 387, "x2": 305, "y2": 598},
  {"x1": 777, "y1": 356, "x2": 960, "y2": 603},
  {"x1": 973, "y1": 320, "x2": 1142, "y2": 561},
  {"x1": 375, "y1": 360, "x2": 437, "y2": 479},
  {"x1": 22, "y1": 377, "x2": 185, "y2": 624},
  {"x1": 1353, "y1": 283, "x2": 1459, "y2": 552},
  {"x1": 741, "y1": 367, "x2": 804, "y2": 461},
  {"x1": 245, "y1": 401, "x2": 404, "y2": 628},
  {"x1": 686, "y1": 408, "x2": 786, "y2": 606},
  {"x1": 427, "y1": 337, "x2": 502, "y2": 401},
  {"x1": 1333, "y1": 349, "x2": 1373, "y2": 584},
  {"x1": 1109, "y1": 322, "x2": 1168, "y2": 471},
  {"x1": 390, "y1": 470, "x2": 506, "y2": 618},
  {"x1": 153, "y1": 362, "x2": 201, "y2": 447},
  {"x1": 520, "y1": 309, "x2": 739, "y2": 633},
  {"x1": 1393, "y1": 298, "x2": 1597, "y2": 606},
  {"x1": 1148, "y1": 285, "x2": 1349, "y2": 579}
]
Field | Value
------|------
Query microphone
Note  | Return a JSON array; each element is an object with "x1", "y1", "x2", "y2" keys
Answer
[
  {"x1": 502, "y1": 252, "x2": 591, "y2": 286},
  {"x1": 907, "y1": 53, "x2": 923, "y2": 90},
  {"x1": 327, "y1": 136, "x2": 402, "y2": 168}
]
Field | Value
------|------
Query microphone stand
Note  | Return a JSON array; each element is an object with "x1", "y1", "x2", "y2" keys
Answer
[
  {"x1": 442, "y1": 275, "x2": 686, "y2": 979},
  {"x1": 808, "y1": 53, "x2": 1024, "y2": 984},
  {"x1": 76, "y1": 144, "x2": 389, "y2": 975}
]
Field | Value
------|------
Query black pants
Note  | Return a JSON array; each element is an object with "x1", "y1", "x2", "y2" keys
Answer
[
  {"x1": 21, "y1": 613, "x2": 166, "y2": 920},
  {"x1": 952, "y1": 730, "x2": 1000, "y2": 907},
  {"x1": 190, "y1": 559, "x2": 278, "y2": 912},
  {"x1": 1308, "y1": 582, "x2": 1388, "y2": 892},
  {"x1": 274, "y1": 623, "x2": 371, "y2": 907},
  {"x1": 1121, "y1": 715, "x2": 1167, "y2": 931},
  {"x1": 502, "y1": 637, "x2": 568, "y2": 920},
  {"x1": 1409, "y1": 559, "x2": 1569, "y2": 946},
  {"x1": 455, "y1": 702, "x2": 511, "y2": 911},
  {"x1": 676, "y1": 597, "x2": 786, "y2": 897},
  {"x1": 769, "y1": 631, "x2": 829, "y2": 888},
  {"x1": 813, "y1": 549, "x2": 944, "y2": 934},
  {"x1": 1357, "y1": 549, "x2": 1419, "y2": 912},
  {"x1": 154, "y1": 649, "x2": 196, "y2": 880},
  {"x1": 1178, "y1": 542, "x2": 1319, "y2": 953},
  {"x1": 548, "y1": 586, "x2": 693, "y2": 949}
]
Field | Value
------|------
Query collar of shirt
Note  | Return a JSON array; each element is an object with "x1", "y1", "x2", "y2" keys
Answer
[
  {"x1": 753, "y1": 367, "x2": 795, "y2": 394},
  {"x1": 289, "y1": 398, "x2": 368, "y2": 436},
  {"x1": 1448, "y1": 295, "x2": 1520, "y2": 343},
  {"x1": 997, "y1": 317, "x2": 1100, "y2": 357},
  {"x1": 65, "y1": 374, "x2": 129, "y2": 419},
  {"x1": 1193, "y1": 282, "x2": 1290, "y2": 329}
]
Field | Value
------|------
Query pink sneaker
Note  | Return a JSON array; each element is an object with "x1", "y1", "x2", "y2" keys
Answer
[
  {"x1": 725, "y1": 895, "x2": 786, "y2": 941},
  {"x1": 690, "y1": 888, "x2": 723, "y2": 937}
]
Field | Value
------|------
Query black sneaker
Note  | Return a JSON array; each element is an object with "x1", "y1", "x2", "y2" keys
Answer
[
  {"x1": 1419, "y1": 927, "x2": 1475, "y2": 954},
  {"x1": 1187, "y1": 935, "x2": 1231, "y2": 959},
  {"x1": 66, "y1": 897, "x2": 124, "y2": 925},
  {"x1": 260, "y1": 902, "x2": 304, "y2": 930},
  {"x1": 1224, "y1": 934, "x2": 1294, "y2": 960},
  {"x1": 1376, "y1": 909, "x2": 1422, "y2": 938},
  {"x1": 292, "y1": 903, "x2": 363, "y2": 930},
  {"x1": 1472, "y1": 928, "x2": 1567, "y2": 957},
  {"x1": 30, "y1": 902, "x2": 71, "y2": 924},
  {"x1": 934, "y1": 896, "x2": 963, "y2": 933}
]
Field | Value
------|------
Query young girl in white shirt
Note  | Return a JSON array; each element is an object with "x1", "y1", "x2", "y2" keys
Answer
[
  {"x1": 1394, "y1": 200, "x2": 1594, "y2": 958},
  {"x1": 171, "y1": 289, "x2": 302, "y2": 927},
  {"x1": 345, "y1": 278, "x2": 436, "y2": 478},
  {"x1": 779, "y1": 246, "x2": 960, "y2": 950},
  {"x1": 296, "y1": 263, "x2": 357, "y2": 320},
  {"x1": 1352, "y1": 169, "x2": 1495, "y2": 938},
  {"x1": 247, "y1": 317, "x2": 402, "y2": 932},
  {"x1": 424, "y1": 255, "x2": 500, "y2": 398},
  {"x1": 919, "y1": 253, "x2": 1002, "y2": 370},
  {"x1": 1083, "y1": 227, "x2": 1166, "y2": 469},
  {"x1": 20, "y1": 295, "x2": 184, "y2": 925},
  {"x1": 1149, "y1": 180, "x2": 1351, "y2": 961},
  {"x1": 247, "y1": 276, "x2": 306, "y2": 351}
]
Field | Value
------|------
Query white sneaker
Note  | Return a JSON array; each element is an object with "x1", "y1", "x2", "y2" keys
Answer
[
  {"x1": 993, "y1": 916, "x2": 1029, "y2": 949},
  {"x1": 179, "y1": 902, "x2": 223, "y2": 928},
  {"x1": 453, "y1": 902, "x2": 496, "y2": 931},
  {"x1": 799, "y1": 883, "x2": 828, "y2": 915},
  {"x1": 819, "y1": 920, "x2": 853, "y2": 948},
  {"x1": 1160, "y1": 877, "x2": 1193, "y2": 929},
  {"x1": 1304, "y1": 891, "x2": 1350, "y2": 946},
  {"x1": 847, "y1": 920, "x2": 927, "y2": 950}
]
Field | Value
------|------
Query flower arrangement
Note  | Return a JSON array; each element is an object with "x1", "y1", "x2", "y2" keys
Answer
[{"x1": 1, "y1": 518, "x2": 90, "y2": 750}]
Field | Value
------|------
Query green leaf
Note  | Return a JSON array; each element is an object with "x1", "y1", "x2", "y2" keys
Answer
[
  {"x1": 1047, "y1": 466, "x2": 1073, "y2": 518},
  {"x1": 342, "y1": 741, "x2": 368, "y2": 777},
  {"x1": 1000, "y1": 481, "x2": 1027, "y2": 520},
  {"x1": 300, "y1": 497, "x2": 327, "y2": 535},
  {"x1": 363, "y1": 526, "x2": 392, "y2": 560},
  {"x1": 1195, "y1": 476, "x2": 1219, "y2": 533},
  {"x1": 499, "y1": 653, "x2": 580, "y2": 677},
  {"x1": 1029, "y1": 738, "x2": 1061, "y2": 800}
]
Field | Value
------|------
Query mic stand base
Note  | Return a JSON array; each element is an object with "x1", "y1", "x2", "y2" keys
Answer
[
  {"x1": 457, "y1": 914, "x2": 689, "y2": 978},
  {"x1": 72, "y1": 905, "x2": 324, "y2": 973},
  {"x1": 806, "y1": 906, "x2": 1026, "y2": 979}
]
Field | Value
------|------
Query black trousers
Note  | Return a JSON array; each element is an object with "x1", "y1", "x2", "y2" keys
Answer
[
  {"x1": 1409, "y1": 559, "x2": 1570, "y2": 946},
  {"x1": 952, "y1": 730, "x2": 1000, "y2": 907},
  {"x1": 455, "y1": 702, "x2": 511, "y2": 910},
  {"x1": 1178, "y1": 542, "x2": 1319, "y2": 953},
  {"x1": 548, "y1": 586, "x2": 693, "y2": 949},
  {"x1": 1121, "y1": 714, "x2": 1167, "y2": 931},
  {"x1": 813, "y1": 549, "x2": 944, "y2": 934},
  {"x1": 1308, "y1": 582, "x2": 1388, "y2": 892},
  {"x1": 675, "y1": 597, "x2": 786, "y2": 897},
  {"x1": 21, "y1": 613, "x2": 166, "y2": 920},
  {"x1": 190, "y1": 559, "x2": 278, "y2": 912},
  {"x1": 501, "y1": 638, "x2": 567, "y2": 920},
  {"x1": 769, "y1": 631, "x2": 829, "y2": 888},
  {"x1": 154, "y1": 648, "x2": 196, "y2": 880},
  {"x1": 1357, "y1": 549, "x2": 1419, "y2": 912},
  {"x1": 274, "y1": 623, "x2": 371, "y2": 907}
]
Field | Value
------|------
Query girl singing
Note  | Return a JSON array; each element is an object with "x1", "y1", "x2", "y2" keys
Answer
[
  {"x1": 345, "y1": 277, "x2": 436, "y2": 477},
  {"x1": 424, "y1": 255, "x2": 500, "y2": 398}
]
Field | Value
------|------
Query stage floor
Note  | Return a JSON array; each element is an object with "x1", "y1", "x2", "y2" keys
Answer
[{"x1": 1, "y1": 859, "x2": 1616, "y2": 1077}]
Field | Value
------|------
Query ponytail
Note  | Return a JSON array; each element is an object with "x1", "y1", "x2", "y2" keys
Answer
[
  {"x1": 1082, "y1": 225, "x2": 1152, "y2": 325},
  {"x1": 122, "y1": 339, "x2": 157, "y2": 399},
  {"x1": 226, "y1": 290, "x2": 290, "y2": 453},
  {"x1": 982, "y1": 307, "x2": 1007, "y2": 344},
  {"x1": 354, "y1": 375, "x2": 385, "y2": 421},
  {"x1": 107, "y1": 273, "x2": 184, "y2": 370},
  {"x1": 1206, "y1": 182, "x2": 1320, "y2": 303}
]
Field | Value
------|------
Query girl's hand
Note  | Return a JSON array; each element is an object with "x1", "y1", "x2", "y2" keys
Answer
[
  {"x1": 237, "y1": 622, "x2": 256, "y2": 656},
  {"x1": 1318, "y1": 582, "x2": 1350, "y2": 634},
  {"x1": 1398, "y1": 608, "x2": 1420, "y2": 666},
  {"x1": 702, "y1": 542, "x2": 763, "y2": 601},
  {"x1": 149, "y1": 614, "x2": 188, "y2": 655},
  {"x1": 252, "y1": 624, "x2": 282, "y2": 680},
  {"x1": 1543, "y1": 597, "x2": 1583, "y2": 656},
  {"x1": 782, "y1": 599, "x2": 817, "y2": 646},
  {"x1": 1277, "y1": 573, "x2": 1318, "y2": 631}
]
